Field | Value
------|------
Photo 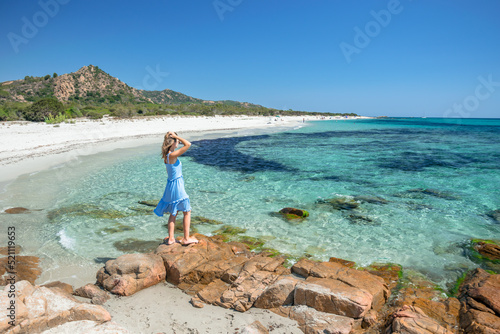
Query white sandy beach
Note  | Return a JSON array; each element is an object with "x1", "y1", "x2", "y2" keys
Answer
[{"x1": 0, "y1": 114, "x2": 367, "y2": 334}]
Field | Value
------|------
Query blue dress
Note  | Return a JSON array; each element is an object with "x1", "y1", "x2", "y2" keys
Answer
[{"x1": 154, "y1": 153, "x2": 191, "y2": 216}]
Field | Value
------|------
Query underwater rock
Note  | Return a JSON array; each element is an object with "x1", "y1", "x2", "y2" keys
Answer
[
  {"x1": 240, "y1": 176, "x2": 256, "y2": 182},
  {"x1": 406, "y1": 188, "x2": 459, "y2": 200},
  {"x1": 48, "y1": 203, "x2": 136, "y2": 221},
  {"x1": 213, "y1": 225, "x2": 247, "y2": 237},
  {"x1": 354, "y1": 195, "x2": 389, "y2": 205},
  {"x1": 191, "y1": 216, "x2": 224, "y2": 225},
  {"x1": 138, "y1": 200, "x2": 159, "y2": 207},
  {"x1": 4, "y1": 207, "x2": 30, "y2": 214},
  {"x1": 128, "y1": 206, "x2": 153, "y2": 215},
  {"x1": 316, "y1": 197, "x2": 360, "y2": 210},
  {"x1": 279, "y1": 207, "x2": 309, "y2": 220},
  {"x1": 99, "y1": 222, "x2": 135, "y2": 234},
  {"x1": 486, "y1": 209, "x2": 500, "y2": 223},
  {"x1": 345, "y1": 214, "x2": 380, "y2": 226},
  {"x1": 113, "y1": 238, "x2": 163, "y2": 253}
]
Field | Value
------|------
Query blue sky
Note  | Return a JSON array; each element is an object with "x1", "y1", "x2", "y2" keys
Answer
[{"x1": 1, "y1": 0, "x2": 499, "y2": 117}]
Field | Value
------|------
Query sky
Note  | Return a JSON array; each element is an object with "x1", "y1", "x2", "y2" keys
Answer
[{"x1": 1, "y1": 0, "x2": 499, "y2": 118}]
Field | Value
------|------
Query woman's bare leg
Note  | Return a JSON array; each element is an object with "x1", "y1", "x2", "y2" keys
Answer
[
  {"x1": 181, "y1": 211, "x2": 198, "y2": 244},
  {"x1": 165, "y1": 214, "x2": 176, "y2": 245}
]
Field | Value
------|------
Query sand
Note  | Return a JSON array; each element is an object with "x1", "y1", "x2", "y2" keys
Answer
[{"x1": 0, "y1": 114, "x2": 366, "y2": 333}]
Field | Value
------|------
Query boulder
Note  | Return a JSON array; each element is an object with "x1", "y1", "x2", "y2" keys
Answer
[
  {"x1": 288, "y1": 305, "x2": 354, "y2": 334},
  {"x1": 0, "y1": 280, "x2": 111, "y2": 334},
  {"x1": 458, "y1": 269, "x2": 500, "y2": 334},
  {"x1": 239, "y1": 320, "x2": 269, "y2": 334},
  {"x1": 155, "y1": 237, "x2": 235, "y2": 285},
  {"x1": 292, "y1": 258, "x2": 389, "y2": 310},
  {"x1": 354, "y1": 195, "x2": 389, "y2": 205},
  {"x1": 254, "y1": 276, "x2": 301, "y2": 309},
  {"x1": 74, "y1": 284, "x2": 110, "y2": 305},
  {"x1": 96, "y1": 253, "x2": 166, "y2": 296},
  {"x1": 386, "y1": 305, "x2": 453, "y2": 334},
  {"x1": 0, "y1": 255, "x2": 42, "y2": 285},
  {"x1": 294, "y1": 277, "x2": 373, "y2": 318},
  {"x1": 215, "y1": 256, "x2": 289, "y2": 312}
]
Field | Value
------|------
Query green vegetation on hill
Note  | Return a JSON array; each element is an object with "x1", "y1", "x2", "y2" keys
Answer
[{"x1": 0, "y1": 65, "x2": 357, "y2": 122}]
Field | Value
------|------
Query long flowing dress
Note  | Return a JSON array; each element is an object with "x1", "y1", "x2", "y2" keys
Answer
[{"x1": 154, "y1": 152, "x2": 191, "y2": 216}]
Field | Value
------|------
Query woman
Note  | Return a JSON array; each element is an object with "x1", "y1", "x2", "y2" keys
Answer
[{"x1": 154, "y1": 131, "x2": 199, "y2": 246}]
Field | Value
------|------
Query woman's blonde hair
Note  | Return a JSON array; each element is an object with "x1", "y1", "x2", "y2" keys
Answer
[{"x1": 161, "y1": 132, "x2": 178, "y2": 162}]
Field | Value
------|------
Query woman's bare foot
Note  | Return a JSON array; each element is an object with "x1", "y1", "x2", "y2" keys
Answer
[
  {"x1": 180, "y1": 237, "x2": 199, "y2": 246},
  {"x1": 163, "y1": 238, "x2": 177, "y2": 245}
]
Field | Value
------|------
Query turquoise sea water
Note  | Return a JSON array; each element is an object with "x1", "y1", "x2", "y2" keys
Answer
[{"x1": 1, "y1": 118, "x2": 499, "y2": 288}]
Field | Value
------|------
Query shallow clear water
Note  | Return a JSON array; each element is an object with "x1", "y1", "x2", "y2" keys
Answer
[{"x1": 1, "y1": 118, "x2": 499, "y2": 288}]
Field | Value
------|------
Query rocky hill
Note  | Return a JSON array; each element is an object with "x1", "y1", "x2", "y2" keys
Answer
[{"x1": 0, "y1": 65, "x2": 262, "y2": 108}]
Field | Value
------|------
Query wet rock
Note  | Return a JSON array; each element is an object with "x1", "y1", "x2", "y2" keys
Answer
[
  {"x1": 239, "y1": 320, "x2": 269, "y2": 334},
  {"x1": 354, "y1": 195, "x2": 389, "y2": 205},
  {"x1": 113, "y1": 238, "x2": 163, "y2": 253},
  {"x1": 486, "y1": 209, "x2": 500, "y2": 223},
  {"x1": 279, "y1": 207, "x2": 309, "y2": 220},
  {"x1": 254, "y1": 276, "x2": 301, "y2": 309},
  {"x1": 292, "y1": 258, "x2": 389, "y2": 311},
  {"x1": 329, "y1": 257, "x2": 356, "y2": 268},
  {"x1": 0, "y1": 280, "x2": 111, "y2": 334},
  {"x1": 42, "y1": 281, "x2": 74, "y2": 295},
  {"x1": 74, "y1": 283, "x2": 110, "y2": 305},
  {"x1": 362, "y1": 263, "x2": 402, "y2": 292},
  {"x1": 316, "y1": 197, "x2": 359, "y2": 210},
  {"x1": 472, "y1": 239, "x2": 500, "y2": 261},
  {"x1": 467, "y1": 239, "x2": 500, "y2": 273},
  {"x1": 4, "y1": 207, "x2": 30, "y2": 214},
  {"x1": 0, "y1": 255, "x2": 42, "y2": 285},
  {"x1": 96, "y1": 253, "x2": 166, "y2": 296},
  {"x1": 287, "y1": 305, "x2": 354, "y2": 334},
  {"x1": 386, "y1": 305, "x2": 453, "y2": 334}
]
